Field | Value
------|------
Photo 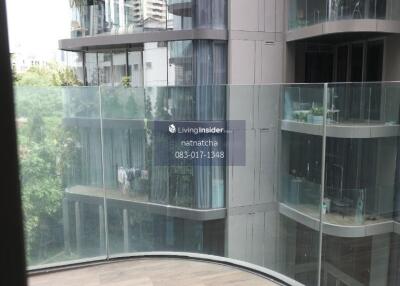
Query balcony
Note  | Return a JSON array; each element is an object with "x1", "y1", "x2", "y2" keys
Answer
[
  {"x1": 68, "y1": 0, "x2": 226, "y2": 39},
  {"x1": 287, "y1": 0, "x2": 400, "y2": 41},
  {"x1": 280, "y1": 82, "x2": 400, "y2": 236},
  {"x1": 282, "y1": 83, "x2": 400, "y2": 137},
  {"x1": 17, "y1": 84, "x2": 400, "y2": 286},
  {"x1": 28, "y1": 255, "x2": 302, "y2": 286}
]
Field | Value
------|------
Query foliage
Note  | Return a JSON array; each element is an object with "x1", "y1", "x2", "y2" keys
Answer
[
  {"x1": 294, "y1": 111, "x2": 308, "y2": 122},
  {"x1": 16, "y1": 66, "x2": 55, "y2": 87},
  {"x1": 17, "y1": 116, "x2": 64, "y2": 257},
  {"x1": 15, "y1": 64, "x2": 82, "y2": 87},
  {"x1": 12, "y1": 67, "x2": 20, "y2": 82},
  {"x1": 121, "y1": 76, "x2": 131, "y2": 88},
  {"x1": 101, "y1": 87, "x2": 141, "y2": 118},
  {"x1": 15, "y1": 65, "x2": 82, "y2": 264},
  {"x1": 311, "y1": 106, "x2": 324, "y2": 116},
  {"x1": 52, "y1": 67, "x2": 82, "y2": 86},
  {"x1": 154, "y1": 89, "x2": 172, "y2": 120}
]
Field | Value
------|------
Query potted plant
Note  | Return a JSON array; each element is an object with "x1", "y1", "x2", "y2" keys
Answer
[
  {"x1": 293, "y1": 111, "x2": 308, "y2": 123},
  {"x1": 311, "y1": 106, "x2": 324, "y2": 124},
  {"x1": 121, "y1": 76, "x2": 131, "y2": 88}
]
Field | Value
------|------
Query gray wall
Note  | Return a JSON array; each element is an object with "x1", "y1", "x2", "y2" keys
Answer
[
  {"x1": 226, "y1": 84, "x2": 281, "y2": 269},
  {"x1": 227, "y1": 0, "x2": 286, "y2": 84},
  {"x1": 225, "y1": 0, "x2": 285, "y2": 270}
]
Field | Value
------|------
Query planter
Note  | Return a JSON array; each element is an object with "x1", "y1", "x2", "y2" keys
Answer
[
  {"x1": 313, "y1": 115, "x2": 323, "y2": 124},
  {"x1": 307, "y1": 113, "x2": 313, "y2": 123}
]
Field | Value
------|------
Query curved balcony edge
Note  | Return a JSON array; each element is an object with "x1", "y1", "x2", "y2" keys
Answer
[
  {"x1": 59, "y1": 29, "x2": 228, "y2": 51},
  {"x1": 65, "y1": 187, "x2": 226, "y2": 221},
  {"x1": 279, "y1": 202, "x2": 394, "y2": 238},
  {"x1": 281, "y1": 120, "x2": 400, "y2": 138},
  {"x1": 286, "y1": 19, "x2": 400, "y2": 42},
  {"x1": 168, "y1": 2, "x2": 192, "y2": 17},
  {"x1": 28, "y1": 252, "x2": 305, "y2": 286}
]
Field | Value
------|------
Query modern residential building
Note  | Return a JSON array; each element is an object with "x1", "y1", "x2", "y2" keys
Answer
[
  {"x1": 61, "y1": 0, "x2": 230, "y2": 260},
  {"x1": 280, "y1": 1, "x2": 400, "y2": 286},
  {"x1": 53, "y1": 1, "x2": 400, "y2": 286}
]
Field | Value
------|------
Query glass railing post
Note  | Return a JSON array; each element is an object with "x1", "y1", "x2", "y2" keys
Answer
[
  {"x1": 99, "y1": 85, "x2": 110, "y2": 260},
  {"x1": 317, "y1": 83, "x2": 328, "y2": 286}
]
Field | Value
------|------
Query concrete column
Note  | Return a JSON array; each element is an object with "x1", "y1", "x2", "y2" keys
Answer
[
  {"x1": 99, "y1": 204, "x2": 105, "y2": 255},
  {"x1": 123, "y1": 208, "x2": 129, "y2": 252},
  {"x1": 62, "y1": 198, "x2": 71, "y2": 254},
  {"x1": 75, "y1": 201, "x2": 82, "y2": 255}
]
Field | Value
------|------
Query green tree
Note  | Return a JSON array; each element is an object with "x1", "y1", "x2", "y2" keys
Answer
[
  {"x1": 15, "y1": 65, "x2": 81, "y2": 264},
  {"x1": 15, "y1": 64, "x2": 82, "y2": 87}
]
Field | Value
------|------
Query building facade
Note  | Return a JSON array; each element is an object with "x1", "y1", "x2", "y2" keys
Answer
[{"x1": 59, "y1": 1, "x2": 400, "y2": 285}]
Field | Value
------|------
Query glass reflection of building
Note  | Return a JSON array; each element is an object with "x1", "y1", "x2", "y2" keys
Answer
[
  {"x1": 62, "y1": 0, "x2": 227, "y2": 258},
  {"x1": 55, "y1": 0, "x2": 400, "y2": 285},
  {"x1": 281, "y1": 1, "x2": 400, "y2": 285}
]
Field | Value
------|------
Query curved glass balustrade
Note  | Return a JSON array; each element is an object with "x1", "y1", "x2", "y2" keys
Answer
[
  {"x1": 69, "y1": 0, "x2": 227, "y2": 38},
  {"x1": 17, "y1": 83, "x2": 400, "y2": 286},
  {"x1": 288, "y1": 0, "x2": 400, "y2": 30}
]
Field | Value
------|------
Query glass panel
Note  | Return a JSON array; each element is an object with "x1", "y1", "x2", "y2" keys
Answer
[
  {"x1": 143, "y1": 0, "x2": 167, "y2": 31},
  {"x1": 288, "y1": 0, "x2": 392, "y2": 30},
  {"x1": 282, "y1": 85, "x2": 325, "y2": 124},
  {"x1": 366, "y1": 40, "x2": 384, "y2": 82},
  {"x1": 16, "y1": 86, "x2": 106, "y2": 267},
  {"x1": 280, "y1": 132, "x2": 323, "y2": 218},
  {"x1": 327, "y1": 83, "x2": 390, "y2": 125},
  {"x1": 320, "y1": 83, "x2": 399, "y2": 285},
  {"x1": 351, "y1": 43, "x2": 364, "y2": 82},
  {"x1": 98, "y1": 52, "x2": 113, "y2": 86},
  {"x1": 167, "y1": 0, "x2": 193, "y2": 30},
  {"x1": 70, "y1": 0, "x2": 227, "y2": 37},
  {"x1": 112, "y1": 51, "x2": 127, "y2": 86},
  {"x1": 279, "y1": 84, "x2": 325, "y2": 286},
  {"x1": 306, "y1": 0, "x2": 327, "y2": 25},
  {"x1": 65, "y1": 51, "x2": 85, "y2": 85},
  {"x1": 324, "y1": 137, "x2": 396, "y2": 226},
  {"x1": 85, "y1": 52, "x2": 98, "y2": 86},
  {"x1": 97, "y1": 85, "x2": 226, "y2": 256},
  {"x1": 336, "y1": 45, "x2": 348, "y2": 82},
  {"x1": 143, "y1": 42, "x2": 168, "y2": 86},
  {"x1": 168, "y1": 40, "x2": 193, "y2": 85},
  {"x1": 19, "y1": 84, "x2": 400, "y2": 286},
  {"x1": 389, "y1": 0, "x2": 400, "y2": 21},
  {"x1": 288, "y1": 0, "x2": 309, "y2": 29},
  {"x1": 320, "y1": 235, "x2": 389, "y2": 286},
  {"x1": 383, "y1": 83, "x2": 400, "y2": 125},
  {"x1": 128, "y1": 50, "x2": 144, "y2": 87}
]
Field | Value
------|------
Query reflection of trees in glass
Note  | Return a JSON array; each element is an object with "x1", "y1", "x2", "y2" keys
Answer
[
  {"x1": 143, "y1": 93, "x2": 153, "y2": 197},
  {"x1": 15, "y1": 67, "x2": 82, "y2": 265},
  {"x1": 102, "y1": 87, "x2": 141, "y2": 118}
]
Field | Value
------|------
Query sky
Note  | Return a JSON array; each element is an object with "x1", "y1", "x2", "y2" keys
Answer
[{"x1": 6, "y1": 0, "x2": 70, "y2": 61}]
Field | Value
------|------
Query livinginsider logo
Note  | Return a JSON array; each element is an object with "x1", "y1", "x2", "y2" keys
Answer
[
  {"x1": 168, "y1": 124, "x2": 224, "y2": 135},
  {"x1": 169, "y1": 124, "x2": 176, "y2": 134}
]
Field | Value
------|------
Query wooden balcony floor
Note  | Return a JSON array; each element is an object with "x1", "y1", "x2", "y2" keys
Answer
[{"x1": 29, "y1": 258, "x2": 280, "y2": 286}]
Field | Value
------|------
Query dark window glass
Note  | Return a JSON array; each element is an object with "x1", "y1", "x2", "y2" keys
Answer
[
  {"x1": 351, "y1": 43, "x2": 363, "y2": 82},
  {"x1": 366, "y1": 40, "x2": 383, "y2": 82},
  {"x1": 336, "y1": 45, "x2": 348, "y2": 82}
]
